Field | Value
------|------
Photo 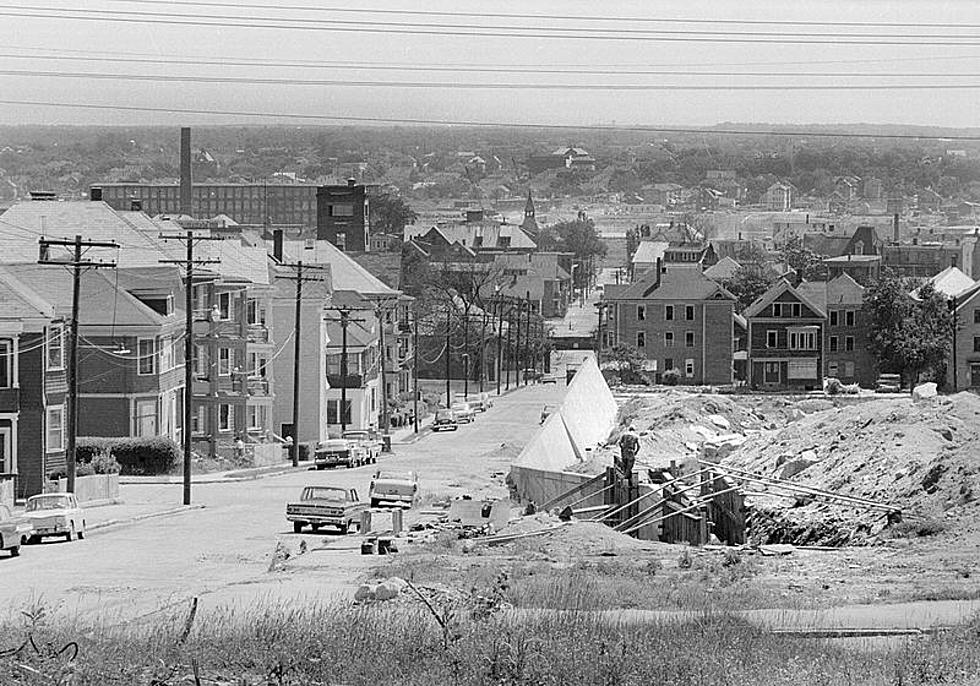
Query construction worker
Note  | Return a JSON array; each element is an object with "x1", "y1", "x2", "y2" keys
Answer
[{"x1": 617, "y1": 425, "x2": 640, "y2": 480}]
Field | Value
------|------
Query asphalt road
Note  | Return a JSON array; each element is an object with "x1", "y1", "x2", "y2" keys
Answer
[{"x1": 0, "y1": 383, "x2": 566, "y2": 625}]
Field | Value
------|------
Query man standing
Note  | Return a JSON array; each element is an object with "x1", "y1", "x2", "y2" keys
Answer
[{"x1": 617, "y1": 425, "x2": 640, "y2": 480}]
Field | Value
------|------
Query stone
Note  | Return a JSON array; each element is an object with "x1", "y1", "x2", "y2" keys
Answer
[
  {"x1": 374, "y1": 579, "x2": 403, "y2": 601},
  {"x1": 913, "y1": 383, "x2": 938, "y2": 402},
  {"x1": 707, "y1": 414, "x2": 731, "y2": 431},
  {"x1": 354, "y1": 584, "x2": 377, "y2": 602},
  {"x1": 385, "y1": 576, "x2": 408, "y2": 592}
]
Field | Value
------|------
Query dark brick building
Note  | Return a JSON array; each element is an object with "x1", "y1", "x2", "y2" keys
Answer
[{"x1": 317, "y1": 180, "x2": 370, "y2": 252}]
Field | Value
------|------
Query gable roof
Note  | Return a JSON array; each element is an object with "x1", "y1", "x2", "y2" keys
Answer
[
  {"x1": 0, "y1": 268, "x2": 57, "y2": 322},
  {"x1": 744, "y1": 278, "x2": 827, "y2": 319},
  {"x1": 704, "y1": 256, "x2": 741, "y2": 280},
  {"x1": 277, "y1": 239, "x2": 398, "y2": 298},
  {"x1": 405, "y1": 223, "x2": 537, "y2": 250},
  {"x1": 796, "y1": 273, "x2": 865, "y2": 310},
  {"x1": 631, "y1": 240, "x2": 668, "y2": 265},
  {"x1": 610, "y1": 265, "x2": 735, "y2": 302},
  {"x1": 910, "y1": 265, "x2": 976, "y2": 300}
]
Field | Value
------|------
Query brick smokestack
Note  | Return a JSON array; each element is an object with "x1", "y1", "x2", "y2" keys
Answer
[{"x1": 180, "y1": 127, "x2": 192, "y2": 216}]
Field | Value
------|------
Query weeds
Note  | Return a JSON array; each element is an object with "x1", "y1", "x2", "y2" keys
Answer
[{"x1": 890, "y1": 517, "x2": 948, "y2": 538}]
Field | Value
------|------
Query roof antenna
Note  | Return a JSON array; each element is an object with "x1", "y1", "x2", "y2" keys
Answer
[{"x1": 110, "y1": 269, "x2": 131, "y2": 355}]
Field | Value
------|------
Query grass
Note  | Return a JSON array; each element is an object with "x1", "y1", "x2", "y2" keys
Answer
[{"x1": 4, "y1": 588, "x2": 980, "y2": 685}]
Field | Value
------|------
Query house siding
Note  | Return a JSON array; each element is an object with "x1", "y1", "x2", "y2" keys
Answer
[
  {"x1": 952, "y1": 297, "x2": 980, "y2": 390},
  {"x1": 824, "y1": 305, "x2": 876, "y2": 387},
  {"x1": 17, "y1": 332, "x2": 66, "y2": 497},
  {"x1": 747, "y1": 291, "x2": 824, "y2": 391}
]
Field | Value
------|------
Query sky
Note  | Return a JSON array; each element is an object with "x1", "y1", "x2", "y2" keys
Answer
[{"x1": 1, "y1": 0, "x2": 980, "y2": 129}]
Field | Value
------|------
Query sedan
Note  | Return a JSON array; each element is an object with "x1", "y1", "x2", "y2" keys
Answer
[
  {"x1": 24, "y1": 493, "x2": 86, "y2": 543},
  {"x1": 451, "y1": 402, "x2": 476, "y2": 424},
  {"x1": 0, "y1": 504, "x2": 31, "y2": 557}
]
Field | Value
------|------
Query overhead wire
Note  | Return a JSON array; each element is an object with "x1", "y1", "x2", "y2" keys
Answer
[{"x1": 4, "y1": 6, "x2": 980, "y2": 45}]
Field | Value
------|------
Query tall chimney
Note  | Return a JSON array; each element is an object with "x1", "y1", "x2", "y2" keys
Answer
[
  {"x1": 180, "y1": 127, "x2": 192, "y2": 216},
  {"x1": 893, "y1": 213, "x2": 900, "y2": 243},
  {"x1": 273, "y1": 229, "x2": 284, "y2": 262}
]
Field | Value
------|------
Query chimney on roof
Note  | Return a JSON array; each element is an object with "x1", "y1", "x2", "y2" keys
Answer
[
  {"x1": 893, "y1": 213, "x2": 900, "y2": 243},
  {"x1": 273, "y1": 229, "x2": 284, "y2": 262},
  {"x1": 90, "y1": 186, "x2": 103, "y2": 202},
  {"x1": 179, "y1": 127, "x2": 192, "y2": 216}
]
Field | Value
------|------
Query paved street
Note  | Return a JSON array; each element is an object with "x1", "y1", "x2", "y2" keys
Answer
[{"x1": 0, "y1": 383, "x2": 566, "y2": 625}]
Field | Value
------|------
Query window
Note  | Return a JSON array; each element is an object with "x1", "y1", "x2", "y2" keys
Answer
[
  {"x1": 685, "y1": 359, "x2": 695, "y2": 377},
  {"x1": 664, "y1": 358, "x2": 674, "y2": 371},
  {"x1": 788, "y1": 327, "x2": 817, "y2": 351},
  {"x1": 764, "y1": 361, "x2": 780, "y2": 383},
  {"x1": 135, "y1": 399, "x2": 158, "y2": 437},
  {"x1": 0, "y1": 340, "x2": 10, "y2": 389},
  {"x1": 830, "y1": 311, "x2": 839, "y2": 326},
  {"x1": 138, "y1": 338, "x2": 156, "y2": 375},
  {"x1": 975, "y1": 309, "x2": 980, "y2": 325},
  {"x1": 47, "y1": 325, "x2": 64, "y2": 370},
  {"x1": 845, "y1": 310, "x2": 855, "y2": 327},
  {"x1": 829, "y1": 336, "x2": 839, "y2": 352},
  {"x1": 218, "y1": 404, "x2": 232, "y2": 432},
  {"x1": 844, "y1": 361, "x2": 855, "y2": 377},
  {"x1": 636, "y1": 332, "x2": 646, "y2": 348},
  {"x1": 975, "y1": 336, "x2": 980, "y2": 353},
  {"x1": 218, "y1": 348, "x2": 232, "y2": 376},
  {"x1": 191, "y1": 406, "x2": 205, "y2": 433},
  {"x1": 787, "y1": 359, "x2": 817, "y2": 379},
  {"x1": 792, "y1": 303, "x2": 802, "y2": 317},
  {"x1": 247, "y1": 405, "x2": 268, "y2": 430},
  {"x1": 766, "y1": 330, "x2": 778, "y2": 348},
  {"x1": 248, "y1": 352, "x2": 268, "y2": 378},
  {"x1": 828, "y1": 361, "x2": 839, "y2": 377},
  {"x1": 193, "y1": 345, "x2": 208, "y2": 376},
  {"x1": 336, "y1": 233, "x2": 347, "y2": 251},
  {"x1": 664, "y1": 331, "x2": 674, "y2": 347},
  {"x1": 217, "y1": 292, "x2": 233, "y2": 320},
  {"x1": 159, "y1": 336, "x2": 174, "y2": 372},
  {"x1": 330, "y1": 203, "x2": 354, "y2": 217},
  {"x1": 772, "y1": 303, "x2": 782, "y2": 317},
  {"x1": 685, "y1": 305, "x2": 695, "y2": 321},
  {"x1": 685, "y1": 331, "x2": 695, "y2": 347},
  {"x1": 327, "y1": 399, "x2": 353, "y2": 425},
  {"x1": 665, "y1": 305, "x2": 674, "y2": 321},
  {"x1": 845, "y1": 336, "x2": 855, "y2": 352},
  {"x1": 46, "y1": 406, "x2": 64, "y2": 453},
  {"x1": 246, "y1": 299, "x2": 264, "y2": 326},
  {"x1": 636, "y1": 305, "x2": 646, "y2": 321}
]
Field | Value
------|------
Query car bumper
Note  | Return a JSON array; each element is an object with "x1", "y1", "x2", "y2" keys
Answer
[{"x1": 286, "y1": 515, "x2": 346, "y2": 525}]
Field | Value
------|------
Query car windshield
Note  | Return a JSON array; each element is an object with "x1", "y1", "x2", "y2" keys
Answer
[
  {"x1": 375, "y1": 471, "x2": 413, "y2": 481},
  {"x1": 343, "y1": 432, "x2": 367, "y2": 439},
  {"x1": 302, "y1": 487, "x2": 347, "y2": 501},
  {"x1": 436, "y1": 410, "x2": 454, "y2": 419},
  {"x1": 451, "y1": 404, "x2": 469, "y2": 411},
  {"x1": 27, "y1": 495, "x2": 71, "y2": 511}
]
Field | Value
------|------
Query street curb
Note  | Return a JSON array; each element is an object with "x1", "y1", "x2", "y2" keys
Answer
[
  {"x1": 87, "y1": 503, "x2": 206, "y2": 533},
  {"x1": 120, "y1": 465, "x2": 309, "y2": 486}
]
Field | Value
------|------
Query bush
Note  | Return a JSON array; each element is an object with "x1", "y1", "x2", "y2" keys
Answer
[
  {"x1": 77, "y1": 437, "x2": 180, "y2": 476},
  {"x1": 825, "y1": 377, "x2": 843, "y2": 395},
  {"x1": 662, "y1": 369, "x2": 681, "y2": 386}
]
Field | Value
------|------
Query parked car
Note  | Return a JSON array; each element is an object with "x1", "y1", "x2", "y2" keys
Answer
[
  {"x1": 541, "y1": 374, "x2": 559, "y2": 385},
  {"x1": 314, "y1": 438, "x2": 369, "y2": 469},
  {"x1": 480, "y1": 392, "x2": 494, "y2": 409},
  {"x1": 0, "y1": 504, "x2": 31, "y2": 557},
  {"x1": 285, "y1": 486, "x2": 367, "y2": 534},
  {"x1": 342, "y1": 430, "x2": 382, "y2": 463},
  {"x1": 432, "y1": 408, "x2": 459, "y2": 432},
  {"x1": 523, "y1": 368, "x2": 543, "y2": 382},
  {"x1": 24, "y1": 493, "x2": 85, "y2": 543},
  {"x1": 369, "y1": 470, "x2": 419, "y2": 508},
  {"x1": 451, "y1": 402, "x2": 476, "y2": 424}
]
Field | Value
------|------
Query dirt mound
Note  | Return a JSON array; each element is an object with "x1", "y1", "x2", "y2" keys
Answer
[
  {"x1": 724, "y1": 393, "x2": 980, "y2": 545},
  {"x1": 497, "y1": 515, "x2": 648, "y2": 557}
]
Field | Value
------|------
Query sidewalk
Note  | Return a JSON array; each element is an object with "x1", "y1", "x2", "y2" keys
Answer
[{"x1": 84, "y1": 497, "x2": 205, "y2": 532}]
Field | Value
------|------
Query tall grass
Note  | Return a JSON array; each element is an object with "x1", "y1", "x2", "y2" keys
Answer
[{"x1": 4, "y1": 584, "x2": 980, "y2": 684}]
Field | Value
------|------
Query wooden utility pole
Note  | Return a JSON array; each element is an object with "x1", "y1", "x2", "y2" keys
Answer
[
  {"x1": 462, "y1": 307, "x2": 470, "y2": 399},
  {"x1": 444, "y1": 300, "x2": 452, "y2": 407},
  {"x1": 325, "y1": 306, "x2": 367, "y2": 435},
  {"x1": 412, "y1": 308, "x2": 420, "y2": 434},
  {"x1": 495, "y1": 298, "x2": 503, "y2": 396},
  {"x1": 479, "y1": 308, "x2": 488, "y2": 394},
  {"x1": 505, "y1": 300, "x2": 513, "y2": 391},
  {"x1": 276, "y1": 261, "x2": 326, "y2": 466},
  {"x1": 523, "y1": 290, "x2": 532, "y2": 386},
  {"x1": 159, "y1": 230, "x2": 221, "y2": 506},
  {"x1": 38, "y1": 235, "x2": 119, "y2": 495},
  {"x1": 372, "y1": 297, "x2": 398, "y2": 444}
]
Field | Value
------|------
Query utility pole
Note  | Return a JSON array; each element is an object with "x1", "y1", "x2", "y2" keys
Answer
[
  {"x1": 325, "y1": 306, "x2": 367, "y2": 435},
  {"x1": 372, "y1": 297, "x2": 397, "y2": 444},
  {"x1": 495, "y1": 298, "x2": 503, "y2": 396},
  {"x1": 160, "y1": 230, "x2": 221, "y2": 506},
  {"x1": 505, "y1": 300, "x2": 513, "y2": 391},
  {"x1": 479, "y1": 308, "x2": 487, "y2": 394},
  {"x1": 38, "y1": 235, "x2": 119, "y2": 495},
  {"x1": 444, "y1": 300, "x2": 452, "y2": 407},
  {"x1": 412, "y1": 308, "x2": 420, "y2": 434},
  {"x1": 523, "y1": 291, "x2": 532, "y2": 386},
  {"x1": 462, "y1": 307, "x2": 470, "y2": 399},
  {"x1": 276, "y1": 261, "x2": 326, "y2": 466}
]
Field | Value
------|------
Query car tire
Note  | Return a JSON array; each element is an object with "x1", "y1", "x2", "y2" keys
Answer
[
  {"x1": 27, "y1": 535, "x2": 40, "y2": 545},
  {"x1": 293, "y1": 522, "x2": 304, "y2": 533},
  {"x1": 311, "y1": 524, "x2": 322, "y2": 533},
  {"x1": 338, "y1": 521, "x2": 349, "y2": 535},
  {"x1": 9, "y1": 544, "x2": 19, "y2": 558},
  {"x1": 66, "y1": 523, "x2": 75, "y2": 542},
  {"x1": 78, "y1": 523, "x2": 85, "y2": 540},
  {"x1": 370, "y1": 498, "x2": 380, "y2": 508}
]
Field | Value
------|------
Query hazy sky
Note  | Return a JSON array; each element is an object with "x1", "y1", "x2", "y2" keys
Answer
[{"x1": 1, "y1": 0, "x2": 980, "y2": 128}]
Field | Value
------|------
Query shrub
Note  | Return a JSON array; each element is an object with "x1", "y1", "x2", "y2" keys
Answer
[
  {"x1": 825, "y1": 377, "x2": 843, "y2": 395},
  {"x1": 77, "y1": 436, "x2": 180, "y2": 475},
  {"x1": 662, "y1": 369, "x2": 681, "y2": 386}
]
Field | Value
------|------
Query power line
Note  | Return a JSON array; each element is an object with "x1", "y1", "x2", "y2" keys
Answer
[
  {"x1": 6, "y1": 6, "x2": 980, "y2": 45},
  {"x1": 8, "y1": 68, "x2": 980, "y2": 90},
  {"x1": 6, "y1": 42, "x2": 980, "y2": 70},
  {"x1": 4, "y1": 97, "x2": 980, "y2": 140},
  {"x1": 92, "y1": 1, "x2": 980, "y2": 30},
  {"x1": 5, "y1": 51, "x2": 980, "y2": 79}
]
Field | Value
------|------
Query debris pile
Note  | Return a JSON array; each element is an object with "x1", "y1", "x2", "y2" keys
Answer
[{"x1": 724, "y1": 392, "x2": 980, "y2": 545}]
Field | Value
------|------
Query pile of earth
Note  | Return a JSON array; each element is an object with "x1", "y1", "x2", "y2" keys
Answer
[
  {"x1": 593, "y1": 390, "x2": 805, "y2": 471},
  {"x1": 493, "y1": 513, "x2": 653, "y2": 557},
  {"x1": 722, "y1": 392, "x2": 980, "y2": 545}
]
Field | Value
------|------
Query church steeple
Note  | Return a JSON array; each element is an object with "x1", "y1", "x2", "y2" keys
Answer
[{"x1": 524, "y1": 189, "x2": 535, "y2": 221}]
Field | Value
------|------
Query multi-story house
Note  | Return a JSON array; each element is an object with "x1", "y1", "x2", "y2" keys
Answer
[
  {"x1": 951, "y1": 281, "x2": 980, "y2": 391},
  {"x1": 603, "y1": 261, "x2": 737, "y2": 385},
  {"x1": 797, "y1": 274, "x2": 876, "y2": 388},
  {"x1": 317, "y1": 179, "x2": 370, "y2": 252},
  {"x1": 325, "y1": 318, "x2": 380, "y2": 432},
  {"x1": 745, "y1": 280, "x2": 826, "y2": 391},
  {"x1": 0, "y1": 269, "x2": 65, "y2": 498}
]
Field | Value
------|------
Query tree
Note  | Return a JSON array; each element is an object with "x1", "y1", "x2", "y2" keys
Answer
[
  {"x1": 607, "y1": 344, "x2": 647, "y2": 384},
  {"x1": 780, "y1": 237, "x2": 827, "y2": 282},
  {"x1": 724, "y1": 268, "x2": 772, "y2": 312},
  {"x1": 536, "y1": 218, "x2": 608, "y2": 290},
  {"x1": 369, "y1": 191, "x2": 417, "y2": 236},
  {"x1": 864, "y1": 274, "x2": 954, "y2": 389}
]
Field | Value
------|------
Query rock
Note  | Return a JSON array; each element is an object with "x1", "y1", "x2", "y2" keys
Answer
[
  {"x1": 385, "y1": 576, "x2": 408, "y2": 592},
  {"x1": 781, "y1": 459, "x2": 817, "y2": 479},
  {"x1": 913, "y1": 383, "x2": 938, "y2": 402},
  {"x1": 937, "y1": 427, "x2": 954, "y2": 441},
  {"x1": 796, "y1": 399, "x2": 834, "y2": 414},
  {"x1": 374, "y1": 580, "x2": 402, "y2": 601},
  {"x1": 354, "y1": 584, "x2": 377, "y2": 602},
  {"x1": 708, "y1": 414, "x2": 731, "y2": 431}
]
